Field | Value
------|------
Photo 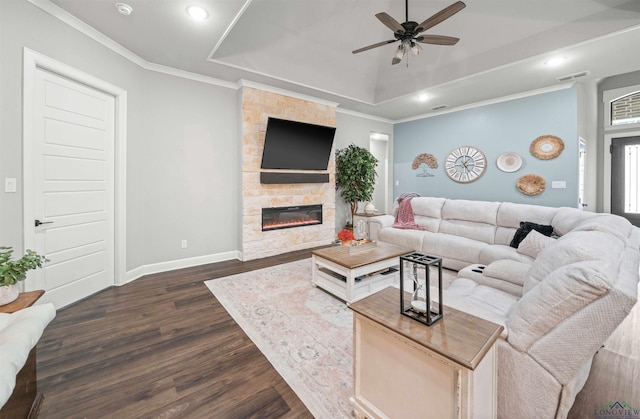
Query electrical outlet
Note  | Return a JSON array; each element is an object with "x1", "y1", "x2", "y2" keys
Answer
[
  {"x1": 181, "y1": 240, "x2": 187, "y2": 249},
  {"x1": 4, "y1": 178, "x2": 16, "y2": 193}
]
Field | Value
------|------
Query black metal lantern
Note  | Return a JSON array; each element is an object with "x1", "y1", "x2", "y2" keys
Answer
[{"x1": 399, "y1": 252, "x2": 443, "y2": 326}]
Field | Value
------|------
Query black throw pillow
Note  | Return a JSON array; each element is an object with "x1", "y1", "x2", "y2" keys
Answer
[{"x1": 510, "y1": 221, "x2": 554, "y2": 248}]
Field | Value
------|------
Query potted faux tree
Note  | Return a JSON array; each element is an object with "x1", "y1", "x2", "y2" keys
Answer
[
  {"x1": 0, "y1": 246, "x2": 47, "y2": 305},
  {"x1": 335, "y1": 144, "x2": 378, "y2": 226}
]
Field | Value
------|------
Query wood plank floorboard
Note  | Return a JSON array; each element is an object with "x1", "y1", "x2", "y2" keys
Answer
[
  {"x1": 36, "y1": 247, "x2": 638, "y2": 418},
  {"x1": 37, "y1": 250, "x2": 314, "y2": 419}
]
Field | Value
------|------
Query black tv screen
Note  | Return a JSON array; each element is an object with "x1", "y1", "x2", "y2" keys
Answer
[{"x1": 260, "y1": 117, "x2": 336, "y2": 170}]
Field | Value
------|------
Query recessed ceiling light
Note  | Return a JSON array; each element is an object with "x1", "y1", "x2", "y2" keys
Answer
[
  {"x1": 544, "y1": 56, "x2": 567, "y2": 67},
  {"x1": 417, "y1": 94, "x2": 430, "y2": 102},
  {"x1": 186, "y1": 5, "x2": 209, "y2": 21},
  {"x1": 115, "y1": 2, "x2": 132, "y2": 16}
]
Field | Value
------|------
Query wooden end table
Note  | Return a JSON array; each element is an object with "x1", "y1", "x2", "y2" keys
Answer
[
  {"x1": 0, "y1": 290, "x2": 45, "y2": 314},
  {"x1": 349, "y1": 287, "x2": 504, "y2": 419},
  {"x1": 0, "y1": 290, "x2": 46, "y2": 419},
  {"x1": 311, "y1": 242, "x2": 412, "y2": 304}
]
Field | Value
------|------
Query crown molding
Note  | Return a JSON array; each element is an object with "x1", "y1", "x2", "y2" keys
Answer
[
  {"x1": 395, "y1": 83, "x2": 575, "y2": 124},
  {"x1": 336, "y1": 108, "x2": 394, "y2": 124},
  {"x1": 238, "y1": 80, "x2": 340, "y2": 108},
  {"x1": 28, "y1": 0, "x2": 237, "y2": 90}
]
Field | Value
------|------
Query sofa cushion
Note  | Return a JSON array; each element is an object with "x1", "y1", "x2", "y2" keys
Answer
[
  {"x1": 483, "y1": 259, "x2": 531, "y2": 287},
  {"x1": 442, "y1": 278, "x2": 518, "y2": 324},
  {"x1": 516, "y1": 230, "x2": 556, "y2": 258},
  {"x1": 0, "y1": 303, "x2": 56, "y2": 407},
  {"x1": 479, "y1": 244, "x2": 534, "y2": 266},
  {"x1": 421, "y1": 233, "x2": 488, "y2": 265},
  {"x1": 410, "y1": 197, "x2": 446, "y2": 219},
  {"x1": 524, "y1": 231, "x2": 625, "y2": 293},
  {"x1": 572, "y1": 214, "x2": 633, "y2": 241},
  {"x1": 458, "y1": 260, "x2": 528, "y2": 297},
  {"x1": 508, "y1": 261, "x2": 613, "y2": 353},
  {"x1": 377, "y1": 227, "x2": 426, "y2": 251},
  {"x1": 495, "y1": 202, "x2": 557, "y2": 245},
  {"x1": 440, "y1": 200, "x2": 500, "y2": 244},
  {"x1": 510, "y1": 221, "x2": 554, "y2": 248},
  {"x1": 551, "y1": 208, "x2": 597, "y2": 236}
]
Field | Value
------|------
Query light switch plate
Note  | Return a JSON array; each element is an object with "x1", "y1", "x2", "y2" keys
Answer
[
  {"x1": 551, "y1": 181, "x2": 567, "y2": 189},
  {"x1": 4, "y1": 178, "x2": 16, "y2": 193}
]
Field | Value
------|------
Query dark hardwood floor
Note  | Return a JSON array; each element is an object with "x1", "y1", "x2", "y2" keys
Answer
[
  {"x1": 36, "y1": 250, "x2": 315, "y2": 419},
  {"x1": 36, "y1": 249, "x2": 639, "y2": 418}
]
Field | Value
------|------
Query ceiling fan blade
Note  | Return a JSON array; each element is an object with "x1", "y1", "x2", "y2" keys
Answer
[
  {"x1": 416, "y1": 35, "x2": 460, "y2": 46},
  {"x1": 416, "y1": 1, "x2": 466, "y2": 33},
  {"x1": 352, "y1": 39, "x2": 397, "y2": 54},
  {"x1": 375, "y1": 12, "x2": 405, "y2": 34}
]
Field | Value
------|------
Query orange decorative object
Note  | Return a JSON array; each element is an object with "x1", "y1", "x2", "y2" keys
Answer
[{"x1": 337, "y1": 229, "x2": 355, "y2": 242}]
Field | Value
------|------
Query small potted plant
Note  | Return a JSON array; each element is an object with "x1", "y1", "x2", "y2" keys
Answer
[
  {"x1": 337, "y1": 229, "x2": 355, "y2": 246},
  {"x1": 0, "y1": 246, "x2": 47, "y2": 305}
]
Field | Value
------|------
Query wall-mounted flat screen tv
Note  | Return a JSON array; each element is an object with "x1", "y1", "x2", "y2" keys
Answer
[{"x1": 260, "y1": 117, "x2": 336, "y2": 171}]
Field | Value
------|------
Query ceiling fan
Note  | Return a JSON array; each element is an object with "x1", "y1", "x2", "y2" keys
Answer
[{"x1": 352, "y1": 0, "x2": 466, "y2": 65}]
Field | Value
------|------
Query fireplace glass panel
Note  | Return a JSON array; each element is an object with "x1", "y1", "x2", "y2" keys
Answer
[{"x1": 262, "y1": 205, "x2": 323, "y2": 231}]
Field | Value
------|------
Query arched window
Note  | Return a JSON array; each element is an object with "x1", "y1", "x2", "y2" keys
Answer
[{"x1": 611, "y1": 91, "x2": 640, "y2": 126}]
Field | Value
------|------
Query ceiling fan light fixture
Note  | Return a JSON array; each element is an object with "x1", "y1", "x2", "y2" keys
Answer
[
  {"x1": 411, "y1": 42, "x2": 422, "y2": 55},
  {"x1": 393, "y1": 45, "x2": 405, "y2": 61}
]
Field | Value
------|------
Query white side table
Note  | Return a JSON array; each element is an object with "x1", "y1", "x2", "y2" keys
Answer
[
  {"x1": 349, "y1": 287, "x2": 503, "y2": 419},
  {"x1": 353, "y1": 212, "x2": 384, "y2": 240}
]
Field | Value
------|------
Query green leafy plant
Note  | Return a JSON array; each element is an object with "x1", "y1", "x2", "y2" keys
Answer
[
  {"x1": 335, "y1": 144, "x2": 378, "y2": 222},
  {"x1": 0, "y1": 246, "x2": 48, "y2": 287}
]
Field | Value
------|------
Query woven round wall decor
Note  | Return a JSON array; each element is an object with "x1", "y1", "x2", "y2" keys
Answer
[
  {"x1": 517, "y1": 174, "x2": 546, "y2": 196},
  {"x1": 530, "y1": 135, "x2": 564, "y2": 160}
]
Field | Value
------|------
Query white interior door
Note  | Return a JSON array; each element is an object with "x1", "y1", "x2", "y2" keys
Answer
[{"x1": 28, "y1": 67, "x2": 115, "y2": 308}]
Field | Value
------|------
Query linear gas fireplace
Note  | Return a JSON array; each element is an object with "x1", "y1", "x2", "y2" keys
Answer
[{"x1": 262, "y1": 204, "x2": 322, "y2": 231}]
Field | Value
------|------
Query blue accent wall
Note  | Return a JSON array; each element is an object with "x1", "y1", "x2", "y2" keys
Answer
[{"x1": 393, "y1": 88, "x2": 579, "y2": 207}]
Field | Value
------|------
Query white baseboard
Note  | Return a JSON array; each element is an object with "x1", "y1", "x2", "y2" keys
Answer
[{"x1": 122, "y1": 250, "x2": 242, "y2": 285}]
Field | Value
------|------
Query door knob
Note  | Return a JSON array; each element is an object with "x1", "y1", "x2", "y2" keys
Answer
[{"x1": 35, "y1": 219, "x2": 53, "y2": 227}]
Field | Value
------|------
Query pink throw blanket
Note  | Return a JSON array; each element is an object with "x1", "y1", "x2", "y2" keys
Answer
[{"x1": 392, "y1": 193, "x2": 425, "y2": 230}]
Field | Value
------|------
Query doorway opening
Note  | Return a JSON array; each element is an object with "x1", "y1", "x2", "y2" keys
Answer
[
  {"x1": 611, "y1": 136, "x2": 640, "y2": 227},
  {"x1": 370, "y1": 133, "x2": 390, "y2": 214}
]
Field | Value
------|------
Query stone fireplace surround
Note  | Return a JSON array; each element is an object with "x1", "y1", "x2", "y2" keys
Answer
[{"x1": 240, "y1": 86, "x2": 337, "y2": 261}]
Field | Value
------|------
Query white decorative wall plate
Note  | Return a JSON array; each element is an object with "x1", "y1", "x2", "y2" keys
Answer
[{"x1": 496, "y1": 152, "x2": 523, "y2": 172}]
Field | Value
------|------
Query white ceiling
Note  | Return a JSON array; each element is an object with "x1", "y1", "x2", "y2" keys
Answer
[{"x1": 45, "y1": 0, "x2": 640, "y2": 120}]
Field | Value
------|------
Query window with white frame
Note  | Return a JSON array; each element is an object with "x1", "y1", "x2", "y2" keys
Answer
[
  {"x1": 611, "y1": 91, "x2": 640, "y2": 126},
  {"x1": 625, "y1": 144, "x2": 640, "y2": 214}
]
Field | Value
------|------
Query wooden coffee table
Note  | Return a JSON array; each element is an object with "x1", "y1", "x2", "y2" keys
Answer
[{"x1": 311, "y1": 242, "x2": 412, "y2": 304}]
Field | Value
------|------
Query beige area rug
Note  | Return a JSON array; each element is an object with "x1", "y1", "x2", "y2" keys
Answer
[{"x1": 204, "y1": 259, "x2": 457, "y2": 418}]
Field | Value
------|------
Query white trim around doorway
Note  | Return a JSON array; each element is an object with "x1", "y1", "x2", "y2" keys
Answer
[
  {"x1": 603, "y1": 128, "x2": 640, "y2": 214},
  {"x1": 22, "y1": 48, "x2": 128, "y2": 286}
]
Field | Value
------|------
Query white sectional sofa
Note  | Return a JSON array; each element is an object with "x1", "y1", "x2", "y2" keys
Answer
[{"x1": 369, "y1": 197, "x2": 640, "y2": 419}]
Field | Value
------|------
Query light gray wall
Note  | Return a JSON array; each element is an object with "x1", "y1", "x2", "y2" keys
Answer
[
  {"x1": 334, "y1": 111, "x2": 393, "y2": 230},
  {"x1": 393, "y1": 88, "x2": 580, "y2": 207},
  {"x1": 139, "y1": 72, "x2": 239, "y2": 265},
  {"x1": 575, "y1": 80, "x2": 598, "y2": 212},
  {"x1": 0, "y1": 0, "x2": 240, "y2": 272}
]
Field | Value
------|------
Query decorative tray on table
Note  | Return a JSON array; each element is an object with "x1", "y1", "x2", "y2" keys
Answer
[{"x1": 337, "y1": 239, "x2": 377, "y2": 253}]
